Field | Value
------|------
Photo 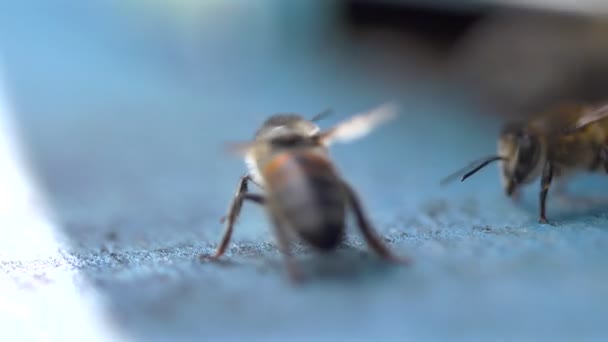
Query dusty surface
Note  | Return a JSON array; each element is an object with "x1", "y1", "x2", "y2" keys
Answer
[{"x1": 1, "y1": 1, "x2": 608, "y2": 341}]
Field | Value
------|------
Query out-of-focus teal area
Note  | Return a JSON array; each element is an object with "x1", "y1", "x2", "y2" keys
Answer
[{"x1": 1, "y1": 1, "x2": 608, "y2": 341}]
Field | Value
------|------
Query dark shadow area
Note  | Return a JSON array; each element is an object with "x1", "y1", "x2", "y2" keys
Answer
[
  {"x1": 202, "y1": 244, "x2": 402, "y2": 284},
  {"x1": 341, "y1": 0, "x2": 489, "y2": 52},
  {"x1": 538, "y1": 196, "x2": 608, "y2": 225},
  {"x1": 294, "y1": 245, "x2": 402, "y2": 283},
  {"x1": 507, "y1": 178, "x2": 608, "y2": 225}
]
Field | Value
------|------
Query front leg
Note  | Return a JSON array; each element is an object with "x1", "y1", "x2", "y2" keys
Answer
[
  {"x1": 539, "y1": 161, "x2": 554, "y2": 224},
  {"x1": 509, "y1": 188, "x2": 522, "y2": 203},
  {"x1": 601, "y1": 145, "x2": 608, "y2": 173},
  {"x1": 342, "y1": 181, "x2": 409, "y2": 264},
  {"x1": 207, "y1": 174, "x2": 265, "y2": 260}
]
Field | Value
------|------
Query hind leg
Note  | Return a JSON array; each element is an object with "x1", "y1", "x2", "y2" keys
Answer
[
  {"x1": 269, "y1": 215, "x2": 304, "y2": 283},
  {"x1": 342, "y1": 181, "x2": 409, "y2": 264}
]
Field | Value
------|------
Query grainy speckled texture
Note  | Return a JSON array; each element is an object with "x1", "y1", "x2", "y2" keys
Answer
[{"x1": 1, "y1": 1, "x2": 608, "y2": 341}]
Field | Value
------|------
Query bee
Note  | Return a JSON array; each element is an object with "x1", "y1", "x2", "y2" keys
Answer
[
  {"x1": 442, "y1": 103, "x2": 608, "y2": 223},
  {"x1": 204, "y1": 103, "x2": 407, "y2": 281}
]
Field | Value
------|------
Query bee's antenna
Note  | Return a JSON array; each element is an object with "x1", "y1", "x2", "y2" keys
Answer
[
  {"x1": 310, "y1": 108, "x2": 333, "y2": 123},
  {"x1": 440, "y1": 155, "x2": 505, "y2": 186}
]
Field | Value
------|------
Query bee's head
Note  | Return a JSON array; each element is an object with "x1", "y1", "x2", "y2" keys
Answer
[
  {"x1": 255, "y1": 114, "x2": 320, "y2": 147},
  {"x1": 441, "y1": 122, "x2": 545, "y2": 195},
  {"x1": 498, "y1": 123, "x2": 544, "y2": 196}
]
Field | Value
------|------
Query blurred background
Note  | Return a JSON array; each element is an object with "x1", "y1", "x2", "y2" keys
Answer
[{"x1": 1, "y1": 0, "x2": 608, "y2": 341}]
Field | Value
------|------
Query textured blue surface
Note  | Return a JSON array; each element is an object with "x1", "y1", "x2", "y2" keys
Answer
[{"x1": 1, "y1": 1, "x2": 608, "y2": 341}]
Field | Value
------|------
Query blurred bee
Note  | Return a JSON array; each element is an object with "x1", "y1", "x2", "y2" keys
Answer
[
  {"x1": 442, "y1": 103, "x2": 608, "y2": 223},
  {"x1": 204, "y1": 103, "x2": 407, "y2": 281}
]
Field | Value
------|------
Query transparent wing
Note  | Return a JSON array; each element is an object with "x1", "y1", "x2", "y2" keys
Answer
[
  {"x1": 574, "y1": 103, "x2": 608, "y2": 130},
  {"x1": 223, "y1": 141, "x2": 256, "y2": 156},
  {"x1": 318, "y1": 102, "x2": 398, "y2": 145}
]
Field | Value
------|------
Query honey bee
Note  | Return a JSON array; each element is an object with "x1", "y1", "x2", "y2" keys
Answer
[
  {"x1": 442, "y1": 103, "x2": 608, "y2": 223},
  {"x1": 204, "y1": 103, "x2": 407, "y2": 281}
]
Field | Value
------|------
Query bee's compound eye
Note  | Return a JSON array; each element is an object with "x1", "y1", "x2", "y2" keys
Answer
[{"x1": 518, "y1": 132, "x2": 531, "y2": 147}]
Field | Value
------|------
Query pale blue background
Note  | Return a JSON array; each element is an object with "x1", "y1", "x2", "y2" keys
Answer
[{"x1": 1, "y1": 1, "x2": 607, "y2": 341}]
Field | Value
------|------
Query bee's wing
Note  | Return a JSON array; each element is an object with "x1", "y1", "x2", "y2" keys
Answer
[
  {"x1": 574, "y1": 104, "x2": 608, "y2": 130},
  {"x1": 318, "y1": 102, "x2": 398, "y2": 145},
  {"x1": 223, "y1": 141, "x2": 256, "y2": 156}
]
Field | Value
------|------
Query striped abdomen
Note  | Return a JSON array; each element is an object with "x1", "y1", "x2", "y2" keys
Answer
[{"x1": 262, "y1": 151, "x2": 346, "y2": 250}]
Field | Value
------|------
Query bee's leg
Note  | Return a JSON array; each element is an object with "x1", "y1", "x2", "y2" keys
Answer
[
  {"x1": 208, "y1": 174, "x2": 265, "y2": 260},
  {"x1": 342, "y1": 181, "x2": 410, "y2": 264},
  {"x1": 539, "y1": 161, "x2": 554, "y2": 224},
  {"x1": 601, "y1": 145, "x2": 608, "y2": 173},
  {"x1": 219, "y1": 178, "x2": 264, "y2": 224},
  {"x1": 270, "y1": 215, "x2": 303, "y2": 283},
  {"x1": 510, "y1": 188, "x2": 522, "y2": 203}
]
